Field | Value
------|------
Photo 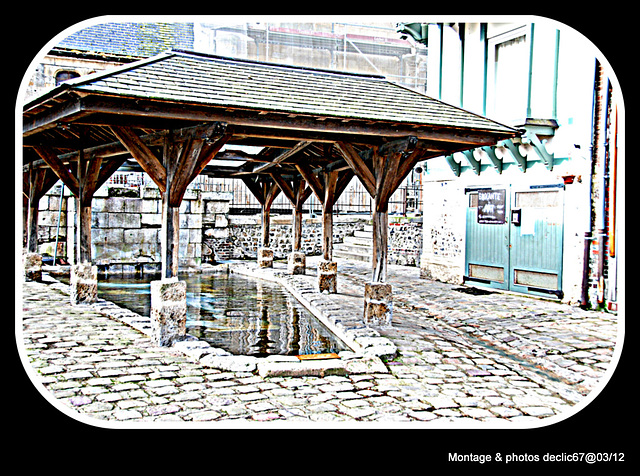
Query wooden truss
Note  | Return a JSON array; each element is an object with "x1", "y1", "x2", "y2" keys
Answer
[{"x1": 22, "y1": 50, "x2": 517, "y2": 292}]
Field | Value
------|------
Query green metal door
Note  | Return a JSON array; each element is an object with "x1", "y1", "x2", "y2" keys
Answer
[
  {"x1": 508, "y1": 186, "x2": 564, "y2": 299},
  {"x1": 465, "y1": 184, "x2": 564, "y2": 298},
  {"x1": 464, "y1": 187, "x2": 510, "y2": 291}
]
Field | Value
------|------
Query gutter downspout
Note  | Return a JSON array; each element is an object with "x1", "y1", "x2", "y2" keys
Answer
[
  {"x1": 597, "y1": 79, "x2": 612, "y2": 306},
  {"x1": 481, "y1": 23, "x2": 488, "y2": 116},
  {"x1": 526, "y1": 23, "x2": 535, "y2": 118},
  {"x1": 552, "y1": 29, "x2": 560, "y2": 120},
  {"x1": 439, "y1": 23, "x2": 444, "y2": 100},
  {"x1": 459, "y1": 23, "x2": 465, "y2": 108},
  {"x1": 582, "y1": 60, "x2": 602, "y2": 308}
]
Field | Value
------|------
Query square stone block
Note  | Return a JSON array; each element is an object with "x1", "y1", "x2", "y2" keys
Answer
[
  {"x1": 364, "y1": 282, "x2": 393, "y2": 327},
  {"x1": 287, "y1": 251, "x2": 306, "y2": 275},
  {"x1": 70, "y1": 262, "x2": 98, "y2": 305},
  {"x1": 317, "y1": 259, "x2": 337, "y2": 293},
  {"x1": 150, "y1": 278, "x2": 187, "y2": 346},
  {"x1": 23, "y1": 252, "x2": 42, "y2": 282},
  {"x1": 258, "y1": 248, "x2": 274, "y2": 268}
]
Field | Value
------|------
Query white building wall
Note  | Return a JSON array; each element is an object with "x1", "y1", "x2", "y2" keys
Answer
[{"x1": 419, "y1": 19, "x2": 601, "y2": 304}]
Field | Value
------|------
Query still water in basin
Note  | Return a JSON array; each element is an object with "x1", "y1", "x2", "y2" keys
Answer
[{"x1": 96, "y1": 272, "x2": 348, "y2": 357}]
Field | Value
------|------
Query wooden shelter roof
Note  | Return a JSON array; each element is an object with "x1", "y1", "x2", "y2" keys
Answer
[{"x1": 23, "y1": 48, "x2": 518, "y2": 179}]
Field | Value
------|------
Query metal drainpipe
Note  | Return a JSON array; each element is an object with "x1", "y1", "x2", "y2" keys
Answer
[
  {"x1": 581, "y1": 231, "x2": 593, "y2": 308},
  {"x1": 439, "y1": 23, "x2": 444, "y2": 100},
  {"x1": 582, "y1": 60, "x2": 603, "y2": 308},
  {"x1": 526, "y1": 23, "x2": 535, "y2": 118},
  {"x1": 552, "y1": 29, "x2": 560, "y2": 120},
  {"x1": 597, "y1": 78, "x2": 612, "y2": 305},
  {"x1": 481, "y1": 23, "x2": 488, "y2": 117},
  {"x1": 459, "y1": 22, "x2": 465, "y2": 108}
]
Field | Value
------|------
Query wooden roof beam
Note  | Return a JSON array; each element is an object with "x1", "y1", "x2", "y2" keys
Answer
[
  {"x1": 334, "y1": 141, "x2": 376, "y2": 197},
  {"x1": 32, "y1": 145, "x2": 79, "y2": 197},
  {"x1": 294, "y1": 162, "x2": 324, "y2": 201},
  {"x1": 78, "y1": 95, "x2": 507, "y2": 146},
  {"x1": 248, "y1": 140, "x2": 313, "y2": 175}
]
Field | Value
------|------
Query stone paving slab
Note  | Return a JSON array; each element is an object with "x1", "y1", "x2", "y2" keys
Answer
[{"x1": 18, "y1": 257, "x2": 621, "y2": 427}]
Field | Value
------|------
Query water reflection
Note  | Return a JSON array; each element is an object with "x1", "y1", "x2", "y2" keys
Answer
[{"x1": 95, "y1": 273, "x2": 347, "y2": 357}]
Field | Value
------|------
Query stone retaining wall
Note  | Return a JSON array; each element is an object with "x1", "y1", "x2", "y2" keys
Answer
[
  {"x1": 210, "y1": 219, "x2": 367, "y2": 261},
  {"x1": 388, "y1": 222, "x2": 423, "y2": 266}
]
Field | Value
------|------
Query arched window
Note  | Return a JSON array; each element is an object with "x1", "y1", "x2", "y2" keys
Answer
[{"x1": 55, "y1": 70, "x2": 80, "y2": 86}]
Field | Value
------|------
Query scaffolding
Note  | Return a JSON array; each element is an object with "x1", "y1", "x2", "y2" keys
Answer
[
  {"x1": 193, "y1": 21, "x2": 428, "y2": 94},
  {"x1": 188, "y1": 21, "x2": 428, "y2": 216}
]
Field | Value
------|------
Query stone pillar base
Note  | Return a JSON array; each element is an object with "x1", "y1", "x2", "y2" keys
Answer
[
  {"x1": 258, "y1": 248, "x2": 274, "y2": 268},
  {"x1": 150, "y1": 277, "x2": 187, "y2": 346},
  {"x1": 287, "y1": 252, "x2": 306, "y2": 275},
  {"x1": 364, "y1": 282, "x2": 393, "y2": 327},
  {"x1": 317, "y1": 260, "x2": 337, "y2": 293},
  {"x1": 70, "y1": 262, "x2": 98, "y2": 305},
  {"x1": 23, "y1": 252, "x2": 42, "y2": 282}
]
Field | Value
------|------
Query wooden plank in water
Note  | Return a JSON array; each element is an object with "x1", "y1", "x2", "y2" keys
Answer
[{"x1": 297, "y1": 353, "x2": 340, "y2": 361}]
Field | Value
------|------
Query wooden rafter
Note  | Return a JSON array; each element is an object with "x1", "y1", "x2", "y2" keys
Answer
[
  {"x1": 33, "y1": 145, "x2": 80, "y2": 197},
  {"x1": 334, "y1": 141, "x2": 376, "y2": 197},
  {"x1": 294, "y1": 162, "x2": 325, "y2": 201},
  {"x1": 250, "y1": 140, "x2": 313, "y2": 175}
]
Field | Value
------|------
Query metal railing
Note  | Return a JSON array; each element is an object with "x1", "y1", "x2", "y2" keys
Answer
[{"x1": 106, "y1": 172, "x2": 423, "y2": 216}]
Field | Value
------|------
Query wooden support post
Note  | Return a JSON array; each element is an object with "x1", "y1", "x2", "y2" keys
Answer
[
  {"x1": 241, "y1": 176, "x2": 281, "y2": 268},
  {"x1": 161, "y1": 135, "x2": 180, "y2": 278},
  {"x1": 75, "y1": 150, "x2": 103, "y2": 264},
  {"x1": 322, "y1": 170, "x2": 338, "y2": 262},
  {"x1": 295, "y1": 162, "x2": 354, "y2": 291},
  {"x1": 371, "y1": 196, "x2": 389, "y2": 283},
  {"x1": 26, "y1": 170, "x2": 41, "y2": 253},
  {"x1": 28, "y1": 148, "x2": 75, "y2": 262},
  {"x1": 72, "y1": 149, "x2": 101, "y2": 303},
  {"x1": 30, "y1": 143, "x2": 133, "y2": 302},
  {"x1": 110, "y1": 123, "x2": 227, "y2": 344},
  {"x1": 318, "y1": 170, "x2": 339, "y2": 292},
  {"x1": 293, "y1": 179, "x2": 313, "y2": 251},
  {"x1": 111, "y1": 124, "x2": 228, "y2": 278},
  {"x1": 161, "y1": 203, "x2": 180, "y2": 278},
  {"x1": 23, "y1": 164, "x2": 57, "y2": 281},
  {"x1": 271, "y1": 174, "x2": 312, "y2": 274},
  {"x1": 25, "y1": 167, "x2": 57, "y2": 253},
  {"x1": 260, "y1": 181, "x2": 280, "y2": 268},
  {"x1": 337, "y1": 137, "x2": 425, "y2": 326}
]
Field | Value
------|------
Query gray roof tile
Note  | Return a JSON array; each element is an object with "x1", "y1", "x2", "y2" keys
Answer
[{"x1": 60, "y1": 50, "x2": 517, "y2": 134}]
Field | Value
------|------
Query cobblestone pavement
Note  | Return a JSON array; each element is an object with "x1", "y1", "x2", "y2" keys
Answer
[{"x1": 19, "y1": 258, "x2": 620, "y2": 427}]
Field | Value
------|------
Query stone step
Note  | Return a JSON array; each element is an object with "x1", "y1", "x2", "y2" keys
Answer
[
  {"x1": 343, "y1": 235, "x2": 373, "y2": 247},
  {"x1": 333, "y1": 248, "x2": 372, "y2": 263},
  {"x1": 353, "y1": 230, "x2": 373, "y2": 239},
  {"x1": 333, "y1": 226, "x2": 373, "y2": 263},
  {"x1": 334, "y1": 242, "x2": 372, "y2": 255}
]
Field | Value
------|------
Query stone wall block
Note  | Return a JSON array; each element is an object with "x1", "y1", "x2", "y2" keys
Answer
[
  {"x1": 23, "y1": 252, "x2": 42, "y2": 282},
  {"x1": 287, "y1": 251, "x2": 306, "y2": 275},
  {"x1": 150, "y1": 278, "x2": 187, "y2": 346},
  {"x1": 317, "y1": 259, "x2": 337, "y2": 293},
  {"x1": 363, "y1": 282, "x2": 393, "y2": 327},
  {"x1": 258, "y1": 248, "x2": 274, "y2": 268},
  {"x1": 70, "y1": 262, "x2": 98, "y2": 304}
]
